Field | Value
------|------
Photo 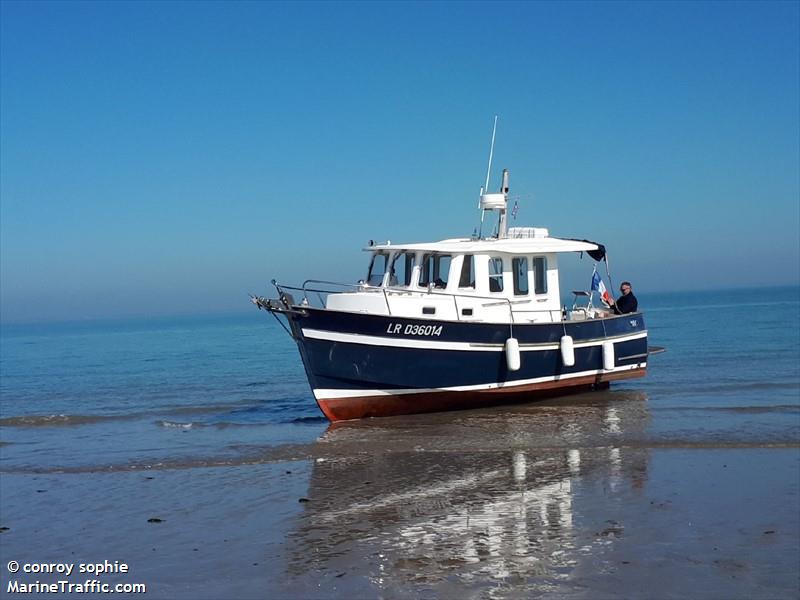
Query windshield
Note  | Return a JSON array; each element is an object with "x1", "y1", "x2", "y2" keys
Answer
[
  {"x1": 388, "y1": 251, "x2": 416, "y2": 287},
  {"x1": 419, "y1": 253, "x2": 452, "y2": 289},
  {"x1": 366, "y1": 252, "x2": 389, "y2": 286}
]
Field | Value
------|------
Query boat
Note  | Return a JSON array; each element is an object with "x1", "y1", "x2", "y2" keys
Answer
[{"x1": 252, "y1": 126, "x2": 654, "y2": 421}]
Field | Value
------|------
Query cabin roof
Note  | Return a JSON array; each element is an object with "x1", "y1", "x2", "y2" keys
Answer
[{"x1": 367, "y1": 236, "x2": 600, "y2": 255}]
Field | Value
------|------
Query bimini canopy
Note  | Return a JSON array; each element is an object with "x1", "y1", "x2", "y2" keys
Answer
[{"x1": 368, "y1": 236, "x2": 605, "y2": 258}]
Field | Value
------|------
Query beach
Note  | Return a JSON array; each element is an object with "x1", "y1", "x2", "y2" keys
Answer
[
  {"x1": 2, "y1": 400, "x2": 798, "y2": 599},
  {"x1": 1, "y1": 289, "x2": 799, "y2": 598}
]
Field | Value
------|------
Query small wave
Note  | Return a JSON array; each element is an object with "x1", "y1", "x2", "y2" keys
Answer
[
  {"x1": 208, "y1": 421, "x2": 264, "y2": 429},
  {"x1": 157, "y1": 419, "x2": 292, "y2": 430},
  {"x1": 0, "y1": 443, "x2": 315, "y2": 474},
  {"x1": 158, "y1": 420, "x2": 202, "y2": 429},
  {"x1": 701, "y1": 382, "x2": 799, "y2": 393},
  {"x1": 644, "y1": 298, "x2": 800, "y2": 313},
  {"x1": 290, "y1": 416, "x2": 329, "y2": 424},
  {"x1": 1, "y1": 400, "x2": 267, "y2": 429},
  {"x1": 651, "y1": 382, "x2": 800, "y2": 396},
  {"x1": 201, "y1": 419, "x2": 323, "y2": 429},
  {"x1": 721, "y1": 404, "x2": 800, "y2": 414},
  {"x1": 653, "y1": 404, "x2": 800, "y2": 414},
  {"x1": 3, "y1": 439, "x2": 799, "y2": 475},
  {"x1": 229, "y1": 405, "x2": 266, "y2": 415},
  {"x1": 159, "y1": 400, "x2": 264, "y2": 416},
  {"x1": 0, "y1": 414, "x2": 133, "y2": 427}
]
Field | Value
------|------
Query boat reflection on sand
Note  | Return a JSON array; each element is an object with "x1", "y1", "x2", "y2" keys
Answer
[{"x1": 285, "y1": 391, "x2": 650, "y2": 597}]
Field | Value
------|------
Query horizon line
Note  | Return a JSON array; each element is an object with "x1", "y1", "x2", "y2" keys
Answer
[{"x1": 1, "y1": 283, "x2": 798, "y2": 329}]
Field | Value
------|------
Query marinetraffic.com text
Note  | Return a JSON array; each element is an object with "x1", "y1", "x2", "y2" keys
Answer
[{"x1": 5, "y1": 560, "x2": 146, "y2": 594}]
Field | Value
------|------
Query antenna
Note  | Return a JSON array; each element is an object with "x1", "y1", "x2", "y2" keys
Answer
[
  {"x1": 483, "y1": 115, "x2": 498, "y2": 193},
  {"x1": 478, "y1": 116, "x2": 505, "y2": 239}
]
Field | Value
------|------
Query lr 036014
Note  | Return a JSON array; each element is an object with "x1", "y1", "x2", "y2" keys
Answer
[{"x1": 386, "y1": 323, "x2": 443, "y2": 337}]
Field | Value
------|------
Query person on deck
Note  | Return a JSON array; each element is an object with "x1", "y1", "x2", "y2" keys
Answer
[{"x1": 610, "y1": 281, "x2": 638, "y2": 314}]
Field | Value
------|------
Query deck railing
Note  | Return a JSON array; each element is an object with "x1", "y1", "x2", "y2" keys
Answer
[{"x1": 272, "y1": 279, "x2": 540, "y2": 336}]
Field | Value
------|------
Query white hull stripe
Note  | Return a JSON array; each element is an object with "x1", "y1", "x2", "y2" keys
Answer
[
  {"x1": 313, "y1": 364, "x2": 645, "y2": 400},
  {"x1": 301, "y1": 328, "x2": 647, "y2": 352}
]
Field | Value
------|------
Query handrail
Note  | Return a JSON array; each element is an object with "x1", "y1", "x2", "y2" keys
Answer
[
  {"x1": 301, "y1": 279, "x2": 365, "y2": 296},
  {"x1": 279, "y1": 280, "x2": 392, "y2": 314},
  {"x1": 273, "y1": 279, "x2": 551, "y2": 337}
]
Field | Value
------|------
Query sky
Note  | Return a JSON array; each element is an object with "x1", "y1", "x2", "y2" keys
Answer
[{"x1": 1, "y1": 0, "x2": 798, "y2": 323}]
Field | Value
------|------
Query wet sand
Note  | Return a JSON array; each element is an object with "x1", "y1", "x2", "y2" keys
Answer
[{"x1": 1, "y1": 393, "x2": 799, "y2": 599}]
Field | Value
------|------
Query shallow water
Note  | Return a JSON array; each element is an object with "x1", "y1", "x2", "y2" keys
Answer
[
  {"x1": 1, "y1": 287, "x2": 798, "y2": 598},
  {"x1": 1, "y1": 403, "x2": 797, "y2": 599}
]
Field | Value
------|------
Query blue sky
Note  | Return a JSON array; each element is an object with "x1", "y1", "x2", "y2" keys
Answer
[{"x1": 1, "y1": 0, "x2": 798, "y2": 323}]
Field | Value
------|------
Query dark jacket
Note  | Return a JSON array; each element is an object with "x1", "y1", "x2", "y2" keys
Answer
[{"x1": 613, "y1": 292, "x2": 638, "y2": 314}]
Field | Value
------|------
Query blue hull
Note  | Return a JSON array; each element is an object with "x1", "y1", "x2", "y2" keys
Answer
[{"x1": 279, "y1": 307, "x2": 648, "y2": 420}]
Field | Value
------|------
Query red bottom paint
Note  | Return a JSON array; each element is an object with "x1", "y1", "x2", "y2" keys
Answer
[{"x1": 316, "y1": 368, "x2": 646, "y2": 421}]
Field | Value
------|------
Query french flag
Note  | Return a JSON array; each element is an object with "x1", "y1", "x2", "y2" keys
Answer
[{"x1": 591, "y1": 268, "x2": 611, "y2": 306}]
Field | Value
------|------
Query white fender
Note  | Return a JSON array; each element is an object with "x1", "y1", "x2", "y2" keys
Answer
[
  {"x1": 560, "y1": 335, "x2": 575, "y2": 367},
  {"x1": 602, "y1": 341, "x2": 615, "y2": 371},
  {"x1": 505, "y1": 337, "x2": 520, "y2": 372}
]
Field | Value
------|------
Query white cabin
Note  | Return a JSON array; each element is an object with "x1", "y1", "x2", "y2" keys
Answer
[{"x1": 324, "y1": 228, "x2": 600, "y2": 323}]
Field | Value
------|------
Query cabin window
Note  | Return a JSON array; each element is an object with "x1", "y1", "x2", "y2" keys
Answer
[
  {"x1": 458, "y1": 255, "x2": 475, "y2": 289},
  {"x1": 533, "y1": 256, "x2": 547, "y2": 294},
  {"x1": 389, "y1": 251, "x2": 416, "y2": 287},
  {"x1": 367, "y1": 252, "x2": 389, "y2": 286},
  {"x1": 419, "y1": 253, "x2": 452, "y2": 289},
  {"x1": 512, "y1": 257, "x2": 529, "y2": 295},
  {"x1": 488, "y1": 257, "x2": 504, "y2": 293}
]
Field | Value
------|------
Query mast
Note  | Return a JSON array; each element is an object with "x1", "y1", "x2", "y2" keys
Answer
[
  {"x1": 478, "y1": 116, "x2": 510, "y2": 239},
  {"x1": 483, "y1": 115, "x2": 498, "y2": 193}
]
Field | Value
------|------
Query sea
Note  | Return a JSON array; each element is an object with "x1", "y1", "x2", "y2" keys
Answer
[{"x1": 1, "y1": 286, "x2": 798, "y2": 599}]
